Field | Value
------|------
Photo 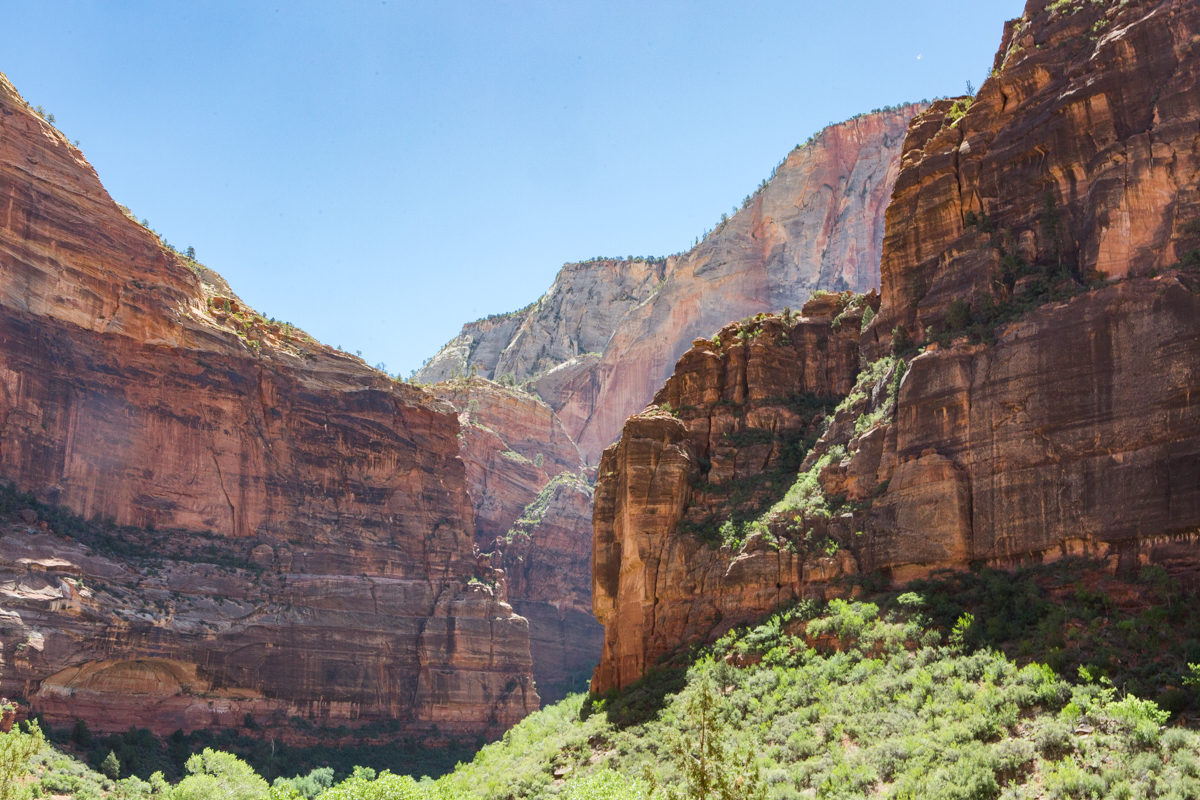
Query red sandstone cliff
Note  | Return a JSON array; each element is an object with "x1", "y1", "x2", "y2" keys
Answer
[
  {"x1": 591, "y1": 296, "x2": 866, "y2": 690},
  {"x1": 593, "y1": 0, "x2": 1200, "y2": 692},
  {"x1": 0, "y1": 72, "x2": 536, "y2": 734}
]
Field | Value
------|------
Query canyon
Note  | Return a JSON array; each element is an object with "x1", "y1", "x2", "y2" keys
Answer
[
  {"x1": 414, "y1": 109, "x2": 922, "y2": 701},
  {"x1": 0, "y1": 56, "x2": 925, "y2": 737},
  {"x1": 592, "y1": 0, "x2": 1200, "y2": 692}
]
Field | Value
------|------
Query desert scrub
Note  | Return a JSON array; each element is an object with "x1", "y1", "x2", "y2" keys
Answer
[
  {"x1": 425, "y1": 598, "x2": 1200, "y2": 799},
  {"x1": 17, "y1": 592, "x2": 1199, "y2": 798}
]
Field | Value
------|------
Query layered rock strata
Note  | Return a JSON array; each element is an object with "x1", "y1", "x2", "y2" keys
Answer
[
  {"x1": 0, "y1": 73, "x2": 536, "y2": 734},
  {"x1": 594, "y1": 0, "x2": 1200, "y2": 692},
  {"x1": 417, "y1": 106, "x2": 923, "y2": 462}
]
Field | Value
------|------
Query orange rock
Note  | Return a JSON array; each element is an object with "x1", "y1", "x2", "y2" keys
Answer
[{"x1": 0, "y1": 72, "x2": 535, "y2": 736}]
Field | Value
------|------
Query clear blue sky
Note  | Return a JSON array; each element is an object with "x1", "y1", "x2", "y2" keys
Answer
[{"x1": 0, "y1": 1, "x2": 1024, "y2": 377}]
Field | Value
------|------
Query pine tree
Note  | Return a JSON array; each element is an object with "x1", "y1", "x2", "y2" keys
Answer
[
  {"x1": 101, "y1": 749, "x2": 120, "y2": 779},
  {"x1": 659, "y1": 664, "x2": 766, "y2": 800},
  {"x1": 0, "y1": 717, "x2": 44, "y2": 800}
]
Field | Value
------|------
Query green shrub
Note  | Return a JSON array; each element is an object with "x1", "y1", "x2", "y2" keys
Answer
[{"x1": 169, "y1": 748, "x2": 270, "y2": 800}]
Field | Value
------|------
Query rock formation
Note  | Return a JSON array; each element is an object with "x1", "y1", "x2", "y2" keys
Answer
[
  {"x1": 0, "y1": 72, "x2": 536, "y2": 734},
  {"x1": 430, "y1": 379, "x2": 602, "y2": 702},
  {"x1": 591, "y1": 296, "x2": 866, "y2": 690},
  {"x1": 431, "y1": 378, "x2": 584, "y2": 542},
  {"x1": 593, "y1": 0, "x2": 1200, "y2": 692},
  {"x1": 416, "y1": 106, "x2": 923, "y2": 462}
]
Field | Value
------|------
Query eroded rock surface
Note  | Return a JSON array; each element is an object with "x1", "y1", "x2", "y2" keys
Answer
[
  {"x1": 593, "y1": 0, "x2": 1200, "y2": 691},
  {"x1": 430, "y1": 379, "x2": 601, "y2": 701},
  {"x1": 592, "y1": 296, "x2": 864, "y2": 691},
  {"x1": 0, "y1": 73, "x2": 536, "y2": 734}
]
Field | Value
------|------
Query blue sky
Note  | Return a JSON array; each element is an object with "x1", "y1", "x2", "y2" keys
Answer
[{"x1": 0, "y1": 1, "x2": 1024, "y2": 376}]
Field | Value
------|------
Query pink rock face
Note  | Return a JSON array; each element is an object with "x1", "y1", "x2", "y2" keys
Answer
[
  {"x1": 562, "y1": 109, "x2": 921, "y2": 462},
  {"x1": 433, "y1": 377, "x2": 584, "y2": 542},
  {"x1": 0, "y1": 72, "x2": 536, "y2": 735},
  {"x1": 417, "y1": 108, "x2": 923, "y2": 463}
]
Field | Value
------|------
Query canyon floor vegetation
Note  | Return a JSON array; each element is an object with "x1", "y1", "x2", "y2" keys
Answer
[{"x1": 10, "y1": 559, "x2": 1200, "y2": 799}]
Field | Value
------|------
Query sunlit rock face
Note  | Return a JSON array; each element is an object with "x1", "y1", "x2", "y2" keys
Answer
[
  {"x1": 593, "y1": 0, "x2": 1200, "y2": 692},
  {"x1": 0, "y1": 71, "x2": 536, "y2": 735},
  {"x1": 416, "y1": 107, "x2": 922, "y2": 462}
]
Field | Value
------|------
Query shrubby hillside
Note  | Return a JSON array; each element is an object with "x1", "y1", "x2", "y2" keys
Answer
[{"x1": 10, "y1": 561, "x2": 1200, "y2": 799}]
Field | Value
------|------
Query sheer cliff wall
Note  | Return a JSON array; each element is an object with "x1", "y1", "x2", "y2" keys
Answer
[{"x1": 0, "y1": 72, "x2": 536, "y2": 735}]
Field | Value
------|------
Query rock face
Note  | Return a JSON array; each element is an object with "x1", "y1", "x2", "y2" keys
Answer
[
  {"x1": 869, "y1": 0, "x2": 1200, "y2": 350},
  {"x1": 0, "y1": 73, "x2": 536, "y2": 734},
  {"x1": 594, "y1": 0, "x2": 1200, "y2": 692},
  {"x1": 501, "y1": 474, "x2": 603, "y2": 704},
  {"x1": 592, "y1": 297, "x2": 865, "y2": 691},
  {"x1": 432, "y1": 378, "x2": 584, "y2": 542},
  {"x1": 429, "y1": 380, "x2": 601, "y2": 705},
  {"x1": 417, "y1": 107, "x2": 923, "y2": 462}
]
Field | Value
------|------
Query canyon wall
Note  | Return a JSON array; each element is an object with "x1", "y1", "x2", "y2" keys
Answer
[
  {"x1": 413, "y1": 106, "x2": 922, "y2": 701},
  {"x1": 594, "y1": 0, "x2": 1200, "y2": 691},
  {"x1": 417, "y1": 106, "x2": 922, "y2": 462},
  {"x1": 0, "y1": 73, "x2": 536, "y2": 734},
  {"x1": 430, "y1": 378, "x2": 602, "y2": 703}
]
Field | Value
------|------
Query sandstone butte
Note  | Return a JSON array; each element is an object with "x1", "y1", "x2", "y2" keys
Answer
[
  {"x1": 0, "y1": 72, "x2": 539, "y2": 737},
  {"x1": 593, "y1": 0, "x2": 1200, "y2": 693}
]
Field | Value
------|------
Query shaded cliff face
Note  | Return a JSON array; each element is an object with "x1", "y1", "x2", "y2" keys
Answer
[
  {"x1": 0, "y1": 73, "x2": 536, "y2": 734},
  {"x1": 418, "y1": 107, "x2": 922, "y2": 462},
  {"x1": 593, "y1": 0, "x2": 1200, "y2": 692},
  {"x1": 500, "y1": 474, "x2": 603, "y2": 704},
  {"x1": 592, "y1": 296, "x2": 865, "y2": 691},
  {"x1": 429, "y1": 379, "x2": 601, "y2": 705}
]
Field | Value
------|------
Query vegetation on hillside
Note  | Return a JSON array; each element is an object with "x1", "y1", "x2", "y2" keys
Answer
[{"x1": 9, "y1": 561, "x2": 1199, "y2": 798}]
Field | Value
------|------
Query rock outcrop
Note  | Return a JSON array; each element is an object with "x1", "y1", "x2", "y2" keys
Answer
[
  {"x1": 592, "y1": 296, "x2": 865, "y2": 691},
  {"x1": 594, "y1": 0, "x2": 1200, "y2": 692},
  {"x1": 0, "y1": 73, "x2": 536, "y2": 734},
  {"x1": 417, "y1": 107, "x2": 923, "y2": 462}
]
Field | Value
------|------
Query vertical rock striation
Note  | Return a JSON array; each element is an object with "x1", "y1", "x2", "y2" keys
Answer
[{"x1": 593, "y1": 0, "x2": 1200, "y2": 692}]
